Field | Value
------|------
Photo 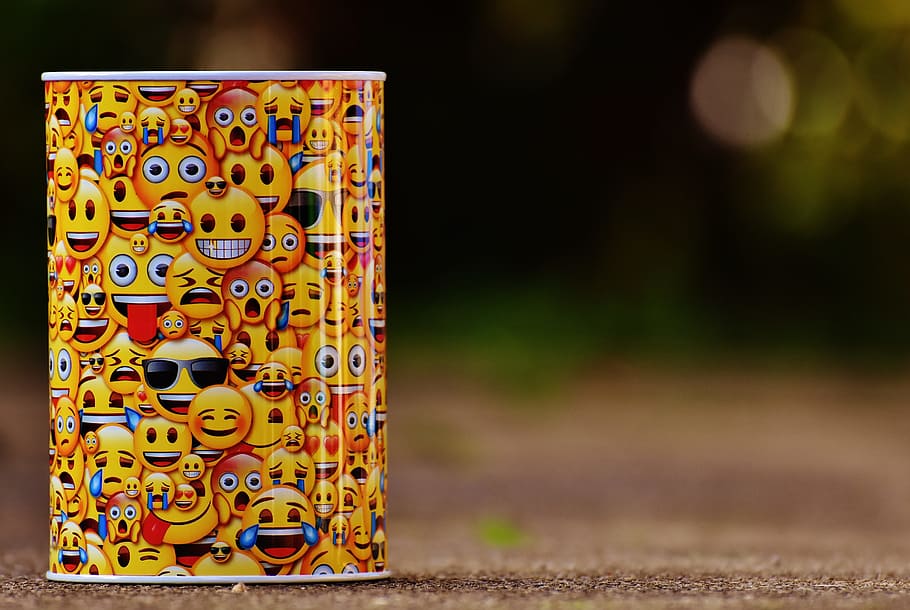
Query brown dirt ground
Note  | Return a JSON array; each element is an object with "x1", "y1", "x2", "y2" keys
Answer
[{"x1": 7, "y1": 359, "x2": 910, "y2": 608}]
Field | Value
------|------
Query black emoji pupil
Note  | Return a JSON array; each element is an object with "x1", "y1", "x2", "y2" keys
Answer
[
  {"x1": 201, "y1": 214, "x2": 216, "y2": 232},
  {"x1": 230, "y1": 214, "x2": 245, "y2": 232},
  {"x1": 167, "y1": 428, "x2": 178, "y2": 443},
  {"x1": 260, "y1": 164, "x2": 274, "y2": 185},
  {"x1": 147, "y1": 428, "x2": 156, "y2": 442},
  {"x1": 230, "y1": 164, "x2": 245, "y2": 185}
]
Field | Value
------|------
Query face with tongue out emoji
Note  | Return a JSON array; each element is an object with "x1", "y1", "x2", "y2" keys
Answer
[
  {"x1": 59, "y1": 178, "x2": 111, "y2": 260},
  {"x1": 207, "y1": 87, "x2": 266, "y2": 160},
  {"x1": 101, "y1": 236, "x2": 178, "y2": 344},
  {"x1": 237, "y1": 486, "x2": 319, "y2": 564},
  {"x1": 187, "y1": 184, "x2": 266, "y2": 270},
  {"x1": 134, "y1": 416, "x2": 192, "y2": 472},
  {"x1": 143, "y1": 338, "x2": 228, "y2": 423}
]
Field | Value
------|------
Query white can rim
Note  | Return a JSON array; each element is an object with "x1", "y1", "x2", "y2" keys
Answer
[
  {"x1": 41, "y1": 70, "x2": 386, "y2": 82},
  {"x1": 46, "y1": 569, "x2": 392, "y2": 584}
]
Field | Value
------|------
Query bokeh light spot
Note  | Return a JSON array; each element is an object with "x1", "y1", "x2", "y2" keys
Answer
[{"x1": 690, "y1": 37, "x2": 794, "y2": 148}]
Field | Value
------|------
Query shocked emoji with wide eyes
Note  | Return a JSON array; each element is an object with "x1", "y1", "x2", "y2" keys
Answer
[
  {"x1": 101, "y1": 128, "x2": 137, "y2": 178},
  {"x1": 206, "y1": 87, "x2": 265, "y2": 160},
  {"x1": 296, "y1": 377, "x2": 331, "y2": 426},
  {"x1": 165, "y1": 252, "x2": 224, "y2": 320},
  {"x1": 148, "y1": 200, "x2": 193, "y2": 243},
  {"x1": 59, "y1": 178, "x2": 111, "y2": 260},
  {"x1": 187, "y1": 184, "x2": 265, "y2": 269},
  {"x1": 133, "y1": 133, "x2": 215, "y2": 206},
  {"x1": 223, "y1": 259, "x2": 282, "y2": 330}
]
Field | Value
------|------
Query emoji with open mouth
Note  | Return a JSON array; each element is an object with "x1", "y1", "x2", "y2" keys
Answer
[
  {"x1": 134, "y1": 416, "x2": 193, "y2": 472},
  {"x1": 99, "y1": 173, "x2": 151, "y2": 239},
  {"x1": 237, "y1": 486, "x2": 319, "y2": 565},
  {"x1": 148, "y1": 200, "x2": 193, "y2": 244},
  {"x1": 187, "y1": 184, "x2": 265, "y2": 270},
  {"x1": 207, "y1": 87, "x2": 265, "y2": 160},
  {"x1": 55, "y1": 520, "x2": 88, "y2": 574},
  {"x1": 101, "y1": 128, "x2": 137, "y2": 178},
  {"x1": 223, "y1": 144, "x2": 292, "y2": 214},
  {"x1": 263, "y1": 438, "x2": 315, "y2": 494},
  {"x1": 105, "y1": 491, "x2": 142, "y2": 544},
  {"x1": 223, "y1": 259, "x2": 282, "y2": 330},
  {"x1": 166, "y1": 252, "x2": 224, "y2": 320},
  {"x1": 213, "y1": 453, "x2": 263, "y2": 519},
  {"x1": 339, "y1": 81, "x2": 375, "y2": 139},
  {"x1": 58, "y1": 178, "x2": 111, "y2": 260},
  {"x1": 256, "y1": 81, "x2": 310, "y2": 146}
]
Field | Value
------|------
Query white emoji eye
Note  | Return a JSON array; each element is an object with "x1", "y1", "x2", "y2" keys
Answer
[
  {"x1": 147, "y1": 254, "x2": 172, "y2": 287},
  {"x1": 104, "y1": 141, "x2": 116, "y2": 154},
  {"x1": 120, "y1": 140, "x2": 133, "y2": 155},
  {"x1": 91, "y1": 264, "x2": 99, "y2": 274},
  {"x1": 83, "y1": 264, "x2": 90, "y2": 275},
  {"x1": 142, "y1": 156, "x2": 169, "y2": 184},
  {"x1": 229, "y1": 279, "x2": 249, "y2": 298},
  {"x1": 245, "y1": 472, "x2": 262, "y2": 491},
  {"x1": 346, "y1": 411, "x2": 357, "y2": 429},
  {"x1": 348, "y1": 344, "x2": 366, "y2": 377},
  {"x1": 298, "y1": 391, "x2": 311, "y2": 404},
  {"x1": 315, "y1": 346, "x2": 339, "y2": 377},
  {"x1": 214, "y1": 107, "x2": 233, "y2": 127},
  {"x1": 178, "y1": 155, "x2": 206, "y2": 183},
  {"x1": 282, "y1": 233, "x2": 299, "y2": 251},
  {"x1": 315, "y1": 391, "x2": 326, "y2": 406},
  {"x1": 313, "y1": 565, "x2": 334, "y2": 576},
  {"x1": 65, "y1": 416, "x2": 76, "y2": 434},
  {"x1": 240, "y1": 106, "x2": 257, "y2": 127},
  {"x1": 124, "y1": 505, "x2": 137, "y2": 519},
  {"x1": 109, "y1": 506, "x2": 121, "y2": 520},
  {"x1": 49, "y1": 348, "x2": 55, "y2": 378},
  {"x1": 56, "y1": 416, "x2": 64, "y2": 434},
  {"x1": 255, "y1": 279, "x2": 274, "y2": 298},
  {"x1": 261, "y1": 234, "x2": 276, "y2": 251},
  {"x1": 57, "y1": 349, "x2": 73, "y2": 381},
  {"x1": 110, "y1": 254, "x2": 138, "y2": 287},
  {"x1": 218, "y1": 472, "x2": 238, "y2": 492}
]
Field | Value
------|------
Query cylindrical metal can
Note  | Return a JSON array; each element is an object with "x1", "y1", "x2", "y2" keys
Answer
[{"x1": 44, "y1": 71, "x2": 387, "y2": 583}]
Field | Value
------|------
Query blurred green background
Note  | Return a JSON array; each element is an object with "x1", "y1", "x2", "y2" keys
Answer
[{"x1": 19, "y1": 0, "x2": 910, "y2": 385}]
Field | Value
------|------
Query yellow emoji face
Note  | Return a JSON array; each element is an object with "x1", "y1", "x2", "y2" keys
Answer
[
  {"x1": 101, "y1": 128, "x2": 138, "y2": 178},
  {"x1": 149, "y1": 200, "x2": 192, "y2": 243},
  {"x1": 213, "y1": 452, "x2": 263, "y2": 518},
  {"x1": 343, "y1": 391, "x2": 371, "y2": 452},
  {"x1": 256, "y1": 82, "x2": 311, "y2": 145},
  {"x1": 49, "y1": 335, "x2": 79, "y2": 403},
  {"x1": 174, "y1": 87, "x2": 200, "y2": 116},
  {"x1": 104, "y1": 534, "x2": 177, "y2": 576},
  {"x1": 222, "y1": 259, "x2": 282, "y2": 329},
  {"x1": 187, "y1": 314, "x2": 232, "y2": 352},
  {"x1": 54, "y1": 291, "x2": 77, "y2": 342},
  {"x1": 310, "y1": 479, "x2": 337, "y2": 519},
  {"x1": 85, "y1": 82, "x2": 137, "y2": 131},
  {"x1": 165, "y1": 252, "x2": 225, "y2": 320},
  {"x1": 340, "y1": 81, "x2": 375, "y2": 137},
  {"x1": 257, "y1": 212, "x2": 304, "y2": 273},
  {"x1": 237, "y1": 486, "x2": 318, "y2": 564},
  {"x1": 105, "y1": 491, "x2": 142, "y2": 543},
  {"x1": 53, "y1": 396, "x2": 80, "y2": 457},
  {"x1": 169, "y1": 118, "x2": 193, "y2": 145},
  {"x1": 281, "y1": 424, "x2": 305, "y2": 452},
  {"x1": 133, "y1": 134, "x2": 215, "y2": 206},
  {"x1": 263, "y1": 445, "x2": 315, "y2": 494},
  {"x1": 56, "y1": 520, "x2": 88, "y2": 574},
  {"x1": 99, "y1": 173, "x2": 151, "y2": 238},
  {"x1": 344, "y1": 147, "x2": 368, "y2": 198},
  {"x1": 89, "y1": 424, "x2": 141, "y2": 499},
  {"x1": 179, "y1": 454, "x2": 205, "y2": 481},
  {"x1": 304, "y1": 419, "x2": 342, "y2": 483},
  {"x1": 252, "y1": 361, "x2": 295, "y2": 401},
  {"x1": 82, "y1": 542, "x2": 113, "y2": 576},
  {"x1": 206, "y1": 87, "x2": 265, "y2": 159},
  {"x1": 288, "y1": 159, "x2": 345, "y2": 267},
  {"x1": 281, "y1": 263, "x2": 329, "y2": 329},
  {"x1": 223, "y1": 144, "x2": 293, "y2": 214},
  {"x1": 305, "y1": 79, "x2": 343, "y2": 119},
  {"x1": 301, "y1": 332, "x2": 371, "y2": 400},
  {"x1": 130, "y1": 232, "x2": 148, "y2": 254},
  {"x1": 239, "y1": 382, "x2": 298, "y2": 455},
  {"x1": 337, "y1": 472, "x2": 364, "y2": 517},
  {"x1": 99, "y1": 236, "x2": 178, "y2": 344},
  {"x1": 187, "y1": 185, "x2": 265, "y2": 269},
  {"x1": 100, "y1": 331, "x2": 147, "y2": 395},
  {"x1": 53, "y1": 148, "x2": 78, "y2": 204},
  {"x1": 52, "y1": 439, "x2": 85, "y2": 500},
  {"x1": 59, "y1": 178, "x2": 111, "y2": 259},
  {"x1": 299, "y1": 535, "x2": 364, "y2": 576},
  {"x1": 134, "y1": 416, "x2": 193, "y2": 472},
  {"x1": 143, "y1": 337, "x2": 228, "y2": 423},
  {"x1": 138, "y1": 107, "x2": 171, "y2": 147},
  {"x1": 343, "y1": 195, "x2": 372, "y2": 255},
  {"x1": 296, "y1": 377, "x2": 331, "y2": 426},
  {"x1": 50, "y1": 81, "x2": 80, "y2": 135},
  {"x1": 129, "y1": 81, "x2": 182, "y2": 107},
  {"x1": 188, "y1": 385, "x2": 252, "y2": 449},
  {"x1": 304, "y1": 116, "x2": 334, "y2": 155},
  {"x1": 158, "y1": 310, "x2": 187, "y2": 339},
  {"x1": 120, "y1": 111, "x2": 136, "y2": 133}
]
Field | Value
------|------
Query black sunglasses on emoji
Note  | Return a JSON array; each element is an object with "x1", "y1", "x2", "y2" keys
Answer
[{"x1": 142, "y1": 357, "x2": 228, "y2": 391}]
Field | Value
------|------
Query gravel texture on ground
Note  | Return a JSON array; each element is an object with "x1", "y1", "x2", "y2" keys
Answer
[{"x1": 8, "y1": 362, "x2": 910, "y2": 608}]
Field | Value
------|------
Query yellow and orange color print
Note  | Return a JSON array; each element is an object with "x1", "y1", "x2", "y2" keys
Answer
[{"x1": 45, "y1": 72, "x2": 387, "y2": 582}]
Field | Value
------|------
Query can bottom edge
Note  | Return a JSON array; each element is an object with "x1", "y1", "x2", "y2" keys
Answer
[{"x1": 46, "y1": 570, "x2": 392, "y2": 585}]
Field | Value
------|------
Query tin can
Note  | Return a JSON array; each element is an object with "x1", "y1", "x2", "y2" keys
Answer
[{"x1": 44, "y1": 71, "x2": 387, "y2": 583}]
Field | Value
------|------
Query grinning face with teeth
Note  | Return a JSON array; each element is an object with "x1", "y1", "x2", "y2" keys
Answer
[
  {"x1": 305, "y1": 117, "x2": 334, "y2": 155},
  {"x1": 165, "y1": 253, "x2": 224, "y2": 320},
  {"x1": 101, "y1": 128, "x2": 138, "y2": 179},
  {"x1": 59, "y1": 179, "x2": 111, "y2": 260},
  {"x1": 143, "y1": 338, "x2": 228, "y2": 423},
  {"x1": 207, "y1": 87, "x2": 265, "y2": 159},
  {"x1": 310, "y1": 480, "x2": 337, "y2": 519},
  {"x1": 174, "y1": 87, "x2": 200, "y2": 116},
  {"x1": 223, "y1": 145, "x2": 293, "y2": 215},
  {"x1": 237, "y1": 486, "x2": 319, "y2": 564},
  {"x1": 187, "y1": 185, "x2": 265, "y2": 269},
  {"x1": 223, "y1": 259, "x2": 282, "y2": 329},
  {"x1": 100, "y1": 236, "x2": 179, "y2": 344},
  {"x1": 213, "y1": 453, "x2": 263, "y2": 518},
  {"x1": 135, "y1": 416, "x2": 193, "y2": 472}
]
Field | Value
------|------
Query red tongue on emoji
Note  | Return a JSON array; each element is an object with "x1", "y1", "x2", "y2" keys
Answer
[
  {"x1": 142, "y1": 513, "x2": 169, "y2": 546},
  {"x1": 127, "y1": 302, "x2": 160, "y2": 342}
]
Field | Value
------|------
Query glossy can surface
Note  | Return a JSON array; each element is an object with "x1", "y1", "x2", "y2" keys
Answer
[{"x1": 45, "y1": 72, "x2": 387, "y2": 583}]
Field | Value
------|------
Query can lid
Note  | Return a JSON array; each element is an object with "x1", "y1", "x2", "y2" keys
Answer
[{"x1": 41, "y1": 70, "x2": 386, "y2": 81}]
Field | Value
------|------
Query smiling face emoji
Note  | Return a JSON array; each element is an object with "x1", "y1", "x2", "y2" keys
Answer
[
  {"x1": 99, "y1": 174, "x2": 151, "y2": 238},
  {"x1": 304, "y1": 117, "x2": 334, "y2": 155},
  {"x1": 53, "y1": 147, "x2": 79, "y2": 203},
  {"x1": 134, "y1": 417, "x2": 192, "y2": 472},
  {"x1": 237, "y1": 486, "x2": 319, "y2": 564},
  {"x1": 174, "y1": 87, "x2": 200, "y2": 116},
  {"x1": 56, "y1": 520, "x2": 88, "y2": 573},
  {"x1": 188, "y1": 385, "x2": 252, "y2": 449},
  {"x1": 149, "y1": 200, "x2": 192, "y2": 243},
  {"x1": 187, "y1": 185, "x2": 265, "y2": 269},
  {"x1": 59, "y1": 179, "x2": 111, "y2": 259},
  {"x1": 143, "y1": 337, "x2": 228, "y2": 422},
  {"x1": 305, "y1": 79, "x2": 342, "y2": 118},
  {"x1": 165, "y1": 252, "x2": 224, "y2": 320}
]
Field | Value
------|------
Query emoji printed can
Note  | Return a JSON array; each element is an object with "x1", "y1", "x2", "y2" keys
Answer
[{"x1": 44, "y1": 71, "x2": 388, "y2": 583}]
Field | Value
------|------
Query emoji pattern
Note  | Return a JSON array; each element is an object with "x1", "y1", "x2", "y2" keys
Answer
[{"x1": 46, "y1": 76, "x2": 387, "y2": 579}]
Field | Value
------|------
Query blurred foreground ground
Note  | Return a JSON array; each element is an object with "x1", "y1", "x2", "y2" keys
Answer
[{"x1": 5, "y1": 360, "x2": 910, "y2": 608}]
